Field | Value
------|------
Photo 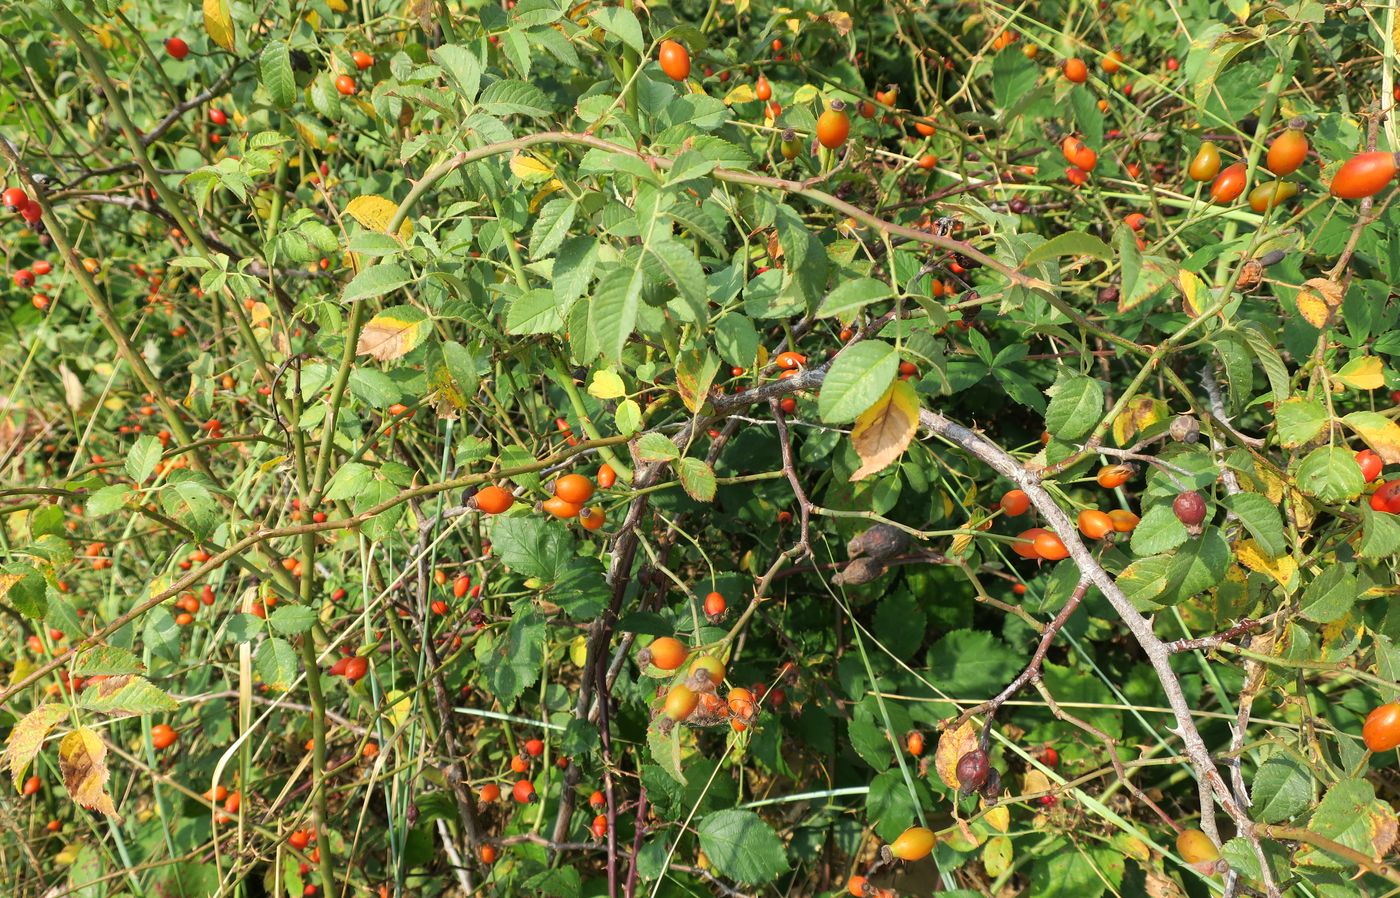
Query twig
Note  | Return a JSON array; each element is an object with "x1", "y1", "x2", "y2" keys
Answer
[
  {"x1": 1165, "y1": 620, "x2": 1262, "y2": 655},
  {"x1": 948, "y1": 579, "x2": 1090, "y2": 732}
]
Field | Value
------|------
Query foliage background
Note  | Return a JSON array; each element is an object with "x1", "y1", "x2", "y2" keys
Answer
[{"x1": 3, "y1": 0, "x2": 1400, "y2": 896}]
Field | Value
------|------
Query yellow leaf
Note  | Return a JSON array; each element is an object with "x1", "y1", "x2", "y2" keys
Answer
[
  {"x1": 509, "y1": 154, "x2": 555, "y2": 184},
  {"x1": 849, "y1": 380, "x2": 919, "y2": 481},
  {"x1": 345, "y1": 195, "x2": 413, "y2": 240},
  {"x1": 588, "y1": 369, "x2": 627, "y2": 400},
  {"x1": 1346, "y1": 411, "x2": 1400, "y2": 463},
  {"x1": 9, "y1": 657, "x2": 34, "y2": 688},
  {"x1": 1235, "y1": 539, "x2": 1297, "y2": 588},
  {"x1": 5, "y1": 704, "x2": 66, "y2": 790},
  {"x1": 934, "y1": 721, "x2": 979, "y2": 790},
  {"x1": 983, "y1": 805, "x2": 1010, "y2": 833},
  {"x1": 723, "y1": 84, "x2": 757, "y2": 105},
  {"x1": 791, "y1": 84, "x2": 820, "y2": 105},
  {"x1": 1179, "y1": 269, "x2": 1206, "y2": 318},
  {"x1": 327, "y1": 0, "x2": 348, "y2": 9},
  {"x1": 1337, "y1": 356, "x2": 1385, "y2": 391},
  {"x1": 529, "y1": 180, "x2": 564, "y2": 213},
  {"x1": 1295, "y1": 277, "x2": 1343, "y2": 329},
  {"x1": 203, "y1": 0, "x2": 236, "y2": 52},
  {"x1": 383, "y1": 689, "x2": 412, "y2": 729},
  {"x1": 570, "y1": 635, "x2": 589, "y2": 668},
  {"x1": 59, "y1": 728, "x2": 120, "y2": 820},
  {"x1": 1023, "y1": 768, "x2": 1051, "y2": 797},
  {"x1": 356, "y1": 308, "x2": 433, "y2": 362}
]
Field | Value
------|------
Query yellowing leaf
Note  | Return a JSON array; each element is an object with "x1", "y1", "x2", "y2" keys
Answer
[
  {"x1": 1112, "y1": 395, "x2": 1167, "y2": 446},
  {"x1": 384, "y1": 689, "x2": 412, "y2": 729},
  {"x1": 588, "y1": 369, "x2": 627, "y2": 400},
  {"x1": 849, "y1": 380, "x2": 919, "y2": 481},
  {"x1": 982, "y1": 835, "x2": 1012, "y2": 878},
  {"x1": 934, "y1": 721, "x2": 979, "y2": 790},
  {"x1": 1023, "y1": 768, "x2": 1051, "y2": 797},
  {"x1": 203, "y1": 0, "x2": 236, "y2": 52},
  {"x1": 983, "y1": 805, "x2": 1010, "y2": 832},
  {"x1": 821, "y1": 11, "x2": 854, "y2": 35},
  {"x1": 5, "y1": 704, "x2": 66, "y2": 790},
  {"x1": 58, "y1": 363, "x2": 84, "y2": 412},
  {"x1": 791, "y1": 84, "x2": 820, "y2": 105},
  {"x1": 1295, "y1": 277, "x2": 1343, "y2": 329},
  {"x1": 509, "y1": 154, "x2": 555, "y2": 184},
  {"x1": 1337, "y1": 356, "x2": 1385, "y2": 391},
  {"x1": 59, "y1": 728, "x2": 119, "y2": 820},
  {"x1": 1179, "y1": 269, "x2": 1206, "y2": 318},
  {"x1": 1345, "y1": 411, "x2": 1400, "y2": 463},
  {"x1": 327, "y1": 0, "x2": 348, "y2": 10},
  {"x1": 529, "y1": 181, "x2": 564, "y2": 213},
  {"x1": 345, "y1": 195, "x2": 413, "y2": 240},
  {"x1": 723, "y1": 84, "x2": 757, "y2": 105},
  {"x1": 1234, "y1": 540, "x2": 1297, "y2": 588},
  {"x1": 356, "y1": 306, "x2": 433, "y2": 362}
]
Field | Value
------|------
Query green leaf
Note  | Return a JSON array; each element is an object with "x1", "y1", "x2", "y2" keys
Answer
[
  {"x1": 866, "y1": 769, "x2": 926, "y2": 842},
  {"x1": 78, "y1": 675, "x2": 179, "y2": 716},
  {"x1": 816, "y1": 277, "x2": 892, "y2": 319},
  {"x1": 872, "y1": 592, "x2": 926, "y2": 659},
  {"x1": 507, "y1": 288, "x2": 565, "y2": 335},
  {"x1": 144, "y1": 605, "x2": 181, "y2": 663},
  {"x1": 256, "y1": 637, "x2": 300, "y2": 691},
  {"x1": 647, "y1": 725, "x2": 686, "y2": 785},
  {"x1": 1360, "y1": 506, "x2": 1400, "y2": 558},
  {"x1": 1, "y1": 563, "x2": 47, "y2": 619},
  {"x1": 675, "y1": 457, "x2": 716, "y2": 502},
  {"x1": 475, "y1": 605, "x2": 546, "y2": 708},
  {"x1": 478, "y1": 80, "x2": 551, "y2": 117},
  {"x1": 342, "y1": 263, "x2": 412, "y2": 303},
  {"x1": 71, "y1": 646, "x2": 144, "y2": 677},
  {"x1": 268, "y1": 604, "x2": 318, "y2": 635},
  {"x1": 1223, "y1": 492, "x2": 1285, "y2": 558},
  {"x1": 590, "y1": 265, "x2": 644, "y2": 362},
  {"x1": 490, "y1": 517, "x2": 568, "y2": 580},
  {"x1": 1298, "y1": 564, "x2": 1356, "y2": 623},
  {"x1": 590, "y1": 6, "x2": 643, "y2": 51},
  {"x1": 1308, "y1": 779, "x2": 1389, "y2": 856},
  {"x1": 1250, "y1": 754, "x2": 1313, "y2": 823},
  {"x1": 529, "y1": 197, "x2": 577, "y2": 261},
  {"x1": 1275, "y1": 398, "x2": 1328, "y2": 448},
  {"x1": 1295, "y1": 446, "x2": 1365, "y2": 503},
  {"x1": 696, "y1": 810, "x2": 789, "y2": 884},
  {"x1": 818, "y1": 341, "x2": 898, "y2": 424},
  {"x1": 1115, "y1": 554, "x2": 1171, "y2": 612},
  {"x1": 522, "y1": 868, "x2": 582, "y2": 898},
  {"x1": 929, "y1": 629, "x2": 1019, "y2": 694},
  {"x1": 1240, "y1": 323, "x2": 1291, "y2": 403},
  {"x1": 714, "y1": 314, "x2": 759, "y2": 369},
  {"x1": 85, "y1": 484, "x2": 132, "y2": 517},
  {"x1": 432, "y1": 44, "x2": 482, "y2": 103},
  {"x1": 647, "y1": 238, "x2": 708, "y2": 322},
  {"x1": 1021, "y1": 231, "x2": 1113, "y2": 269},
  {"x1": 325, "y1": 462, "x2": 373, "y2": 502},
  {"x1": 1128, "y1": 503, "x2": 1189, "y2": 555},
  {"x1": 1161, "y1": 528, "x2": 1231, "y2": 605},
  {"x1": 260, "y1": 42, "x2": 295, "y2": 110},
  {"x1": 636, "y1": 433, "x2": 679, "y2": 462},
  {"x1": 126, "y1": 434, "x2": 162, "y2": 483},
  {"x1": 1043, "y1": 374, "x2": 1105, "y2": 442}
]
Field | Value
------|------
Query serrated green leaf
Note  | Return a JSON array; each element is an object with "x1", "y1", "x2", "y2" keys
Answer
[
  {"x1": 260, "y1": 43, "x2": 295, "y2": 110},
  {"x1": 819, "y1": 341, "x2": 898, "y2": 424}
]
